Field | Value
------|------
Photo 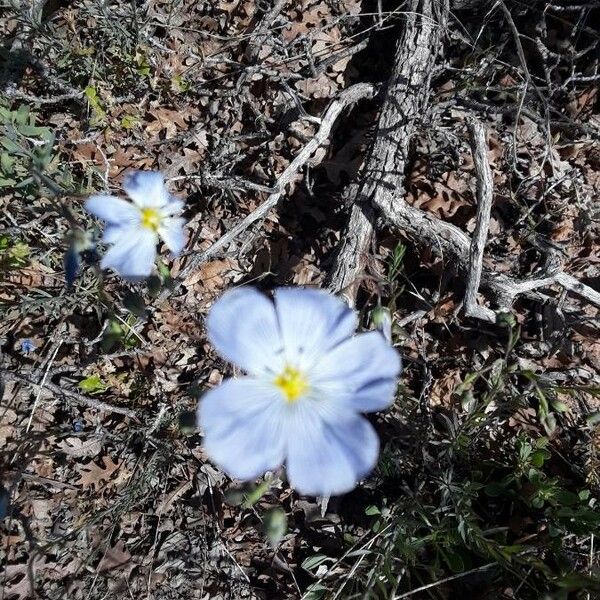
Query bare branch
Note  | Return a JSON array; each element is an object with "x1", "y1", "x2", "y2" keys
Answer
[
  {"x1": 463, "y1": 119, "x2": 495, "y2": 322},
  {"x1": 325, "y1": 0, "x2": 600, "y2": 319},
  {"x1": 326, "y1": 0, "x2": 450, "y2": 305},
  {"x1": 157, "y1": 82, "x2": 376, "y2": 306},
  {"x1": 2, "y1": 369, "x2": 138, "y2": 420}
]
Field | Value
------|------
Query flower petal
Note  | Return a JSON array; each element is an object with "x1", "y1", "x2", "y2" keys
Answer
[
  {"x1": 85, "y1": 194, "x2": 140, "y2": 225},
  {"x1": 273, "y1": 288, "x2": 357, "y2": 369},
  {"x1": 198, "y1": 378, "x2": 286, "y2": 480},
  {"x1": 165, "y1": 197, "x2": 184, "y2": 215},
  {"x1": 123, "y1": 171, "x2": 169, "y2": 208},
  {"x1": 286, "y1": 411, "x2": 379, "y2": 496},
  {"x1": 207, "y1": 287, "x2": 284, "y2": 376},
  {"x1": 101, "y1": 227, "x2": 157, "y2": 278},
  {"x1": 311, "y1": 331, "x2": 401, "y2": 413},
  {"x1": 103, "y1": 224, "x2": 127, "y2": 244},
  {"x1": 158, "y1": 217, "x2": 186, "y2": 255}
]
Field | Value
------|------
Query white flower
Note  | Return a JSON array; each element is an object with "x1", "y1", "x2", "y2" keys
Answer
[
  {"x1": 84, "y1": 171, "x2": 185, "y2": 278},
  {"x1": 197, "y1": 287, "x2": 401, "y2": 497}
]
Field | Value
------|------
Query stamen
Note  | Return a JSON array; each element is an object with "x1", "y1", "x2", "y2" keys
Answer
[
  {"x1": 140, "y1": 207, "x2": 161, "y2": 231},
  {"x1": 274, "y1": 365, "x2": 309, "y2": 403}
]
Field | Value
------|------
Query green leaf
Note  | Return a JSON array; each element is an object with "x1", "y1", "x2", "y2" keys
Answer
[
  {"x1": 120, "y1": 115, "x2": 139, "y2": 130},
  {"x1": 0, "y1": 152, "x2": 14, "y2": 174},
  {"x1": 172, "y1": 74, "x2": 189, "y2": 92},
  {"x1": 586, "y1": 411, "x2": 600, "y2": 426},
  {"x1": 123, "y1": 291, "x2": 146, "y2": 317},
  {"x1": 157, "y1": 259, "x2": 171, "y2": 279},
  {"x1": 78, "y1": 374, "x2": 108, "y2": 394},
  {"x1": 530, "y1": 449, "x2": 549, "y2": 468},
  {"x1": 302, "y1": 583, "x2": 328, "y2": 600},
  {"x1": 550, "y1": 398, "x2": 570, "y2": 413},
  {"x1": 243, "y1": 478, "x2": 272, "y2": 508},
  {"x1": 0, "y1": 137, "x2": 23, "y2": 154},
  {"x1": 84, "y1": 86, "x2": 98, "y2": 100},
  {"x1": 301, "y1": 554, "x2": 330, "y2": 571},
  {"x1": 441, "y1": 549, "x2": 464, "y2": 572},
  {"x1": 531, "y1": 496, "x2": 544, "y2": 509},
  {"x1": 15, "y1": 105, "x2": 30, "y2": 124},
  {"x1": 18, "y1": 125, "x2": 52, "y2": 138},
  {"x1": 485, "y1": 482, "x2": 505, "y2": 497},
  {"x1": 554, "y1": 490, "x2": 579, "y2": 506}
]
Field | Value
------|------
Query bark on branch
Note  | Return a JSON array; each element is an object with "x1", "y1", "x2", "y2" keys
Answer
[
  {"x1": 326, "y1": 0, "x2": 450, "y2": 305},
  {"x1": 327, "y1": 0, "x2": 600, "y2": 316},
  {"x1": 463, "y1": 119, "x2": 495, "y2": 322}
]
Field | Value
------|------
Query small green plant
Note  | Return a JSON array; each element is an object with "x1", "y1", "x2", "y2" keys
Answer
[
  {"x1": 0, "y1": 234, "x2": 30, "y2": 276},
  {"x1": 0, "y1": 103, "x2": 60, "y2": 190},
  {"x1": 78, "y1": 374, "x2": 109, "y2": 394},
  {"x1": 303, "y1": 261, "x2": 600, "y2": 599}
]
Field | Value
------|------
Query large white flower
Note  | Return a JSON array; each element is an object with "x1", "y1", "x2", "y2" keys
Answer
[
  {"x1": 197, "y1": 287, "x2": 401, "y2": 497},
  {"x1": 84, "y1": 171, "x2": 185, "y2": 278}
]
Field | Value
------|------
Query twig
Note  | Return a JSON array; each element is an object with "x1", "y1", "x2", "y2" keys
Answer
[
  {"x1": 156, "y1": 82, "x2": 375, "y2": 305},
  {"x1": 547, "y1": 3, "x2": 600, "y2": 11},
  {"x1": 4, "y1": 86, "x2": 84, "y2": 105},
  {"x1": 169, "y1": 173, "x2": 280, "y2": 195},
  {"x1": 26, "y1": 340, "x2": 62, "y2": 432},
  {"x1": 463, "y1": 119, "x2": 495, "y2": 323},
  {"x1": 393, "y1": 562, "x2": 497, "y2": 599},
  {"x1": 2, "y1": 369, "x2": 138, "y2": 419},
  {"x1": 245, "y1": 0, "x2": 288, "y2": 62}
]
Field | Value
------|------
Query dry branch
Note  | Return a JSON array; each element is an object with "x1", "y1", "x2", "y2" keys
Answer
[
  {"x1": 245, "y1": 0, "x2": 288, "y2": 62},
  {"x1": 157, "y1": 82, "x2": 375, "y2": 305},
  {"x1": 326, "y1": 0, "x2": 450, "y2": 305},
  {"x1": 463, "y1": 119, "x2": 495, "y2": 322},
  {"x1": 1, "y1": 369, "x2": 138, "y2": 420},
  {"x1": 326, "y1": 0, "x2": 600, "y2": 317}
]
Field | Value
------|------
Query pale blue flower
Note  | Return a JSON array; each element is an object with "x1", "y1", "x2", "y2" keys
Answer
[
  {"x1": 20, "y1": 339, "x2": 36, "y2": 354},
  {"x1": 197, "y1": 287, "x2": 401, "y2": 497},
  {"x1": 84, "y1": 171, "x2": 185, "y2": 278}
]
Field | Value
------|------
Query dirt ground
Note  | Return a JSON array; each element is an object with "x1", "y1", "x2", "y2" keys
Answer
[{"x1": 1, "y1": 0, "x2": 600, "y2": 598}]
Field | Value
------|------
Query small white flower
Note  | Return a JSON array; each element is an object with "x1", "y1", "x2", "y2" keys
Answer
[
  {"x1": 197, "y1": 287, "x2": 401, "y2": 497},
  {"x1": 84, "y1": 171, "x2": 185, "y2": 278}
]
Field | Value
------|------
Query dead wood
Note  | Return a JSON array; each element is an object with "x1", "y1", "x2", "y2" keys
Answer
[
  {"x1": 326, "y1": 0, "x2": 600, "y2": 317},
  {"x1": 326, "y1": 0, "x2": 451, "y2": 305},
  {"x1": 463, "y1": 119, "x2": 495, "y2": 322},
  {"x1": 157, "y1": 82, "x2": 375, "y2": 306}
]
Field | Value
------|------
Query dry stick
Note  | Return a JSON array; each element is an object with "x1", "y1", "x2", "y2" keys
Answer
[
  {"x1": 26, "y1": 340, "x2": 63, "y2": 432},
  {"x1": 463, "y1": 119, "x2": 496, "y2": 323},
  {"x1": 2, "y1": 370, "x2": 138, "y2": 420},
  {"x1": 156, "y1": 82, "x2": 376, "y2": 306},
  {"x1": 325, "y1": 2, "x2": 600, "y2": 316},
  {"x1": 380, "y1": 195, "x2": 600, "y2": 311},
  {"x1": 245, "y1": 0, "x2": 288, "y2": 62},
  {"x1": 3, "y1": 88, "x2": 84, "y2": 104},
  {"x1": 326, "y1": 0, "x2": 450, "y2": 305}
]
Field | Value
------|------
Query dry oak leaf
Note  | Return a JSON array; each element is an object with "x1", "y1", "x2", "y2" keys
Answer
[
  {"x1": 146, "y1": 107, "x2": 194, "y2": 139},
  {"x1": 76, "y1": 455, "x2": 120, "y2": 489},
  {"x1": 58, "y1": 435, "x2": 103, "y2": 458},
  {"x1": 183, "y1": 258, "x2": 235, "y2": 291},
  {"x1": 0, "y1": 407, "x2": 17, "y2": 443},
  {"x1": 97, "y1": 540, "x2": 133, "y2": 573}
]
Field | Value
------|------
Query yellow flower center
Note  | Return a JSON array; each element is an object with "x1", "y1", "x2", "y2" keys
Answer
[
  {"x1": 140, "y1": 207, "x2": 161, "y2": 231},
  {"x1": 274, "y1": 365, "x2": 309, "y2": 403}
]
